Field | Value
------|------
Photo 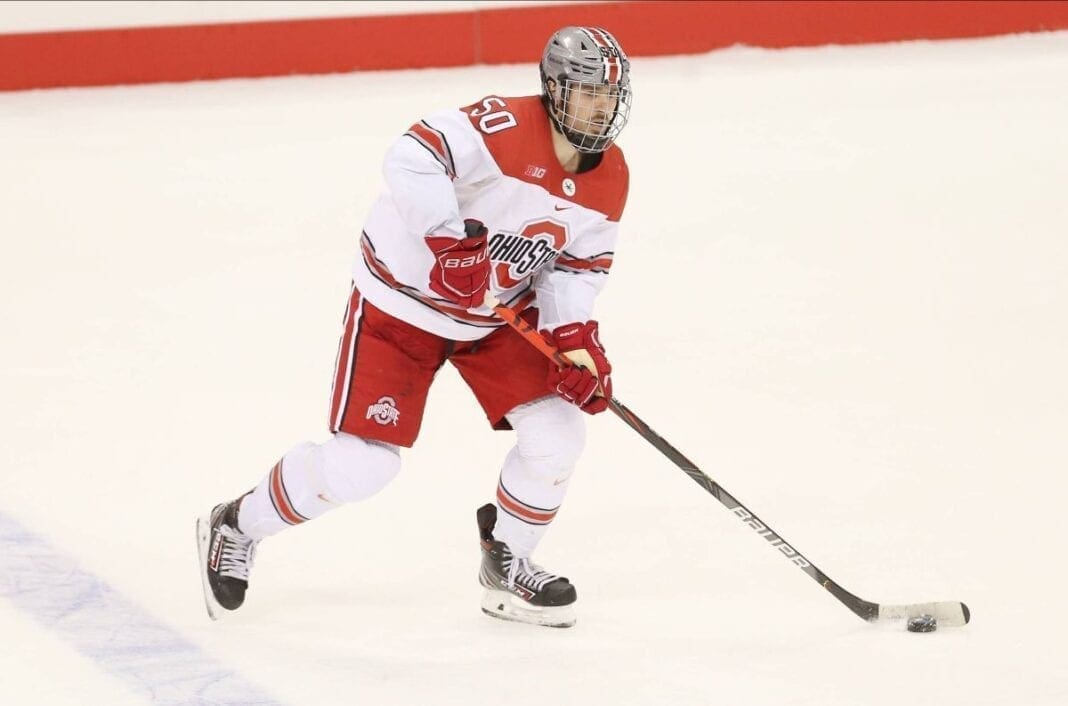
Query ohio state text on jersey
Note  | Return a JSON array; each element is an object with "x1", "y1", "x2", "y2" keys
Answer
[{"x1": 352, "y1": 95, "x2": 629, "y2": 341}]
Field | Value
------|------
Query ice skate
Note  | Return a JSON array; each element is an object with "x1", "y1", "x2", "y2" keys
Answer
[
  {"x1": 196, "y1": 499, "x2": 257, "y2": 620},
  {"x1": 476, "y1": 503, "x2": 576, "y2": 628}
]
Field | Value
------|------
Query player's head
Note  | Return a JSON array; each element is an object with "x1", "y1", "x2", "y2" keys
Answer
[{"x1": 540, "y1": 26, "x2": 632, "y2": 154}]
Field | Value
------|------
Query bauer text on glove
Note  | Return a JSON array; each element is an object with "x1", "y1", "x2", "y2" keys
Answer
[{"x1": 425, "y1": 219, "x2": 490, "y2": 309}]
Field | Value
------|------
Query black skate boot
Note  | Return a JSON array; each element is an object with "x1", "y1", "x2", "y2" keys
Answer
[
  {"x1": 477, "y1": 503, "x2": 577, "y2": 628},
  {"x1": 196, "y1": 497, "x2": 257, "y2": 620}
]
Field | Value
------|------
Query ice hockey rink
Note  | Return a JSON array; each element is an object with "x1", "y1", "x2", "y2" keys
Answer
[{"x1": 2, "y1": 29, "x2": 1067, "y2": 706}]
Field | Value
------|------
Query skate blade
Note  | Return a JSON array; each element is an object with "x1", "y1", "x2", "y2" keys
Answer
[
  {"x1": 195, "y1": 514, "x2": 221, "y2": 621},
  {"x1": 480, "y1": 590, "x2": 575, "y2": 628}
]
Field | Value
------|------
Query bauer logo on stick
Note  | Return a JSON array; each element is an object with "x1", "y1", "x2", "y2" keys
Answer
[{"x1": 366, "y1": 396, "x2": 401, "y2": 426}]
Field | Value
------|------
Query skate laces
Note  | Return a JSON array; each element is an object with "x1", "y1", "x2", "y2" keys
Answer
[
  {"x1": 504, "y1": 552, "x2": 560, "y2": 592},
  {"x1": 217, "y1": 525, "x2": 257, "y2": 581}
]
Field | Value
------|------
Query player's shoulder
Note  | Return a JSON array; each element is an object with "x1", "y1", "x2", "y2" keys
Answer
[
  {"x1": 455, "y1": 93, "x2": 628, "y2": 220},
  {"x1": 413, "y1": 103, "x2": 478, "y2": 137},
  {"x1": 599, "y1": 143, "x2": 629, "y2": 187},
  {"x1": 458, "y1": 94, "x2": 547, "y2": 144},
  {"x1": 460, "y1": 94, "x2": 544, "y2": 120},
  {"x1": 456, "y1": 94, "x2": 553, "y2": 172},
  {"x1": 581, "y1": 144, "x2": 629, "y2": 222}
]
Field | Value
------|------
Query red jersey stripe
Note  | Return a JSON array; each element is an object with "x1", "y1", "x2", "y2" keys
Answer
[
  {"x1": 406, "y1": 122, "x2": 455, "y2": 178},
  {"x1": 556, "y1": 255, "x2": 613, "y2": 272}
]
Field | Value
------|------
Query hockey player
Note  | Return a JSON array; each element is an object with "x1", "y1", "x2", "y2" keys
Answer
[{"x1": 197, "y1": 26, "x2": 632, "y2": 628}]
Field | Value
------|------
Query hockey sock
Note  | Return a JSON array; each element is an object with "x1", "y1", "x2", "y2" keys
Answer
[
  {"x1": 237, "y1": 432, "x2": 401, "y2": 541},
  {"x1": 493, "y1": 396, "x2": 586, "y2": 558}
]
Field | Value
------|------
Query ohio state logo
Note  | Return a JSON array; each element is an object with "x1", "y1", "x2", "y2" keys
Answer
[
  {"x1": 366, "y1": 396, "x2": 400, "y2": 426},
  {"x1": 486, "y1": 219, "x2": 568, "y2": 289}
]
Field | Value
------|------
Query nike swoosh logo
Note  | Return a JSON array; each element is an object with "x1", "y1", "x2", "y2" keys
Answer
[
  {"x1": 552, "y1": 476, "x2": 571, "y2": 486},
  {"x1": 554, "y1": 205, "x2": 572, "y2": 211}
]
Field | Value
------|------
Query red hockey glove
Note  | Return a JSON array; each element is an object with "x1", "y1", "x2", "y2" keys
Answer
[
  {"x1": 425, "y1": 219, "x2": 490, "y2": 309},
  {"x1": 543, "y1": 321, "x2": 612, "y2": 415}
]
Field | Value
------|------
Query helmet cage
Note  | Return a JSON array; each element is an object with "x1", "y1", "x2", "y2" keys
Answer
[
  {"x1": 543, "y1": 77, "x2": 632, "y2": 154},
  {"x1": 539, "y1": 26, "x2": 632, "y2": 154}
]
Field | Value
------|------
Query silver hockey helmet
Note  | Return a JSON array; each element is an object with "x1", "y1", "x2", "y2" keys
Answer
[{"x1": 539, "y1": 26, "x2": 632, "y2": 154}]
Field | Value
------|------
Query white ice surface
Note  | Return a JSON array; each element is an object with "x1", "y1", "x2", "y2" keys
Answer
[{"x1": 2, "y1": 32, "x2": 1067, "y2": 706}]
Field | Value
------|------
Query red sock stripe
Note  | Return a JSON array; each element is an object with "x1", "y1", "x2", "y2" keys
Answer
[
  {"x1": 496, "y1": 483, "x2": 557, "y2": 525},
  {"x1": 268, "y1": 460, "x2": 307, "y2": 526}
]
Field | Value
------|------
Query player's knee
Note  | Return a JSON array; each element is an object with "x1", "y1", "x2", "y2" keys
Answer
[
  {"x1": 319, "y1": 432, "x2": 401, "y2": 503},
  {"x1": 511, "y1": 397, "x2": 586, "y2": 477}
]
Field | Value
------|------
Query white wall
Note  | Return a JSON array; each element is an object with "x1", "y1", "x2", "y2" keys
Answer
[{"x1": 0, "y1": 0, "x2": 562, "y2": 33}]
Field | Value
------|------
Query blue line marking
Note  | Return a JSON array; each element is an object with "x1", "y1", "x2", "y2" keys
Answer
[{"x1": 0, "y1": 511, "x2": 284, "y2": 706}]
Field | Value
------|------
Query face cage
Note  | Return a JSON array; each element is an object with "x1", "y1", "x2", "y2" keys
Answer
[{"x1": 550, "y1": 79, "x2": 632, "y2": 154}]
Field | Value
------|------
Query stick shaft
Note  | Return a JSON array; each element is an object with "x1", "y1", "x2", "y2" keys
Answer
[{"x1": 485, "y1": 295, "x2": 878, "y2": 622}]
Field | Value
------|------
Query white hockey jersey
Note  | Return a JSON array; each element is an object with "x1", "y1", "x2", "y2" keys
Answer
[{"x1": 352, "y1": 94, "x2": 629, "y2": 341}]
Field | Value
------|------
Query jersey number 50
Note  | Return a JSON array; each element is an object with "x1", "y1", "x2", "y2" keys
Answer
[{"x1": 469, "y1": 97, "x2": 517, "y2": 134}]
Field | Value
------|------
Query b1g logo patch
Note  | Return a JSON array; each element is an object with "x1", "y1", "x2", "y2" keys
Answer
[
  {"x1": 486, "y1": 219, "x2": 569, "y2": 289},
  {"x1": 366, "y1": 396, "x2": 400, "y2": 426}
]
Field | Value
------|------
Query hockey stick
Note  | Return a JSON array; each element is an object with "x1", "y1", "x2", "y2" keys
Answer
[{"x1": 485, "y1": 293, "x2": 970, "y2": 627}]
